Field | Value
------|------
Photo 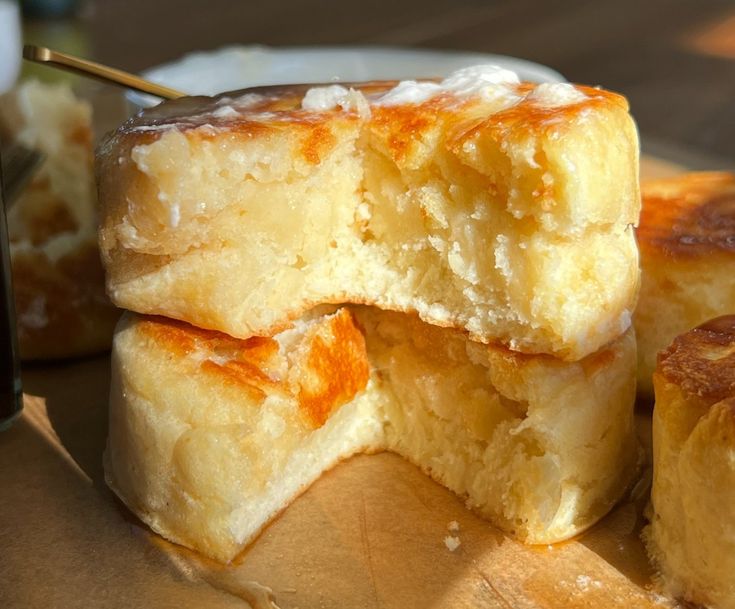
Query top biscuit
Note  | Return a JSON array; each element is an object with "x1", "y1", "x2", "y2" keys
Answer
[{"x1": 97, "y1": 67, "x2": 640, "y2": 359}]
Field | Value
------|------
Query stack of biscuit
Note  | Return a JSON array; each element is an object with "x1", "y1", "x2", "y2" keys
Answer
[{"x1": 96, "y1": 67, "x2": 643, "y2": 562}]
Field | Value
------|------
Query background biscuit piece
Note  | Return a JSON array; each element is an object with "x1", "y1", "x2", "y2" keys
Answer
[
  {"x1": 1, "y1": 81, "x2": 119, "y2": 359},
  {"x1": 644, "y1": 316, "x2": 735, "y2": 609},
  {"x1": 635, "y1": 172, "x2": 735, "y2": 397}
]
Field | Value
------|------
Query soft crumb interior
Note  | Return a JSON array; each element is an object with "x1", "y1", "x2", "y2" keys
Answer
[{"x1": 356, "y1": 307, "x2": 638, "y2": 541}]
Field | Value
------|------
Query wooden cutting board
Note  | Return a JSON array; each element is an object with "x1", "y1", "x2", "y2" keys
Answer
[{"x1": 0, "y1": 157, "x2": 685, "y2": 609}]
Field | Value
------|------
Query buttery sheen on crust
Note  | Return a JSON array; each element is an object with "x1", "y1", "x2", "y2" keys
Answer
[
  {"x1": 644, "y1": 316, "x2": 735, "y2": 609},
  {"x1": 97, "y1": 75, "x2": 640, "y2": 360},
  {"x1": 105, "y1": 306, "x2": 639, "y2": 563},
  {"x1": 635, "y1": 172, "x2": 735, "y2": 396}
]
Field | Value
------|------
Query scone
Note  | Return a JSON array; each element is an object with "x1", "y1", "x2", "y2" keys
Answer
[
  {"x1": 106, "y1": 305, "x2": 639, "y2": 563},
  {"x1": 0, "y1": 81, "x2": 119, "y2": 359},
  {"x1": 635, "y1": 172, "x2": 735, "y2": 396},
  {"x1": 644, "y1": 316, "x2": 735, "y2": 609},
  {"x1": 97, "y1": 66, "x2": 640, "y2": 361}
]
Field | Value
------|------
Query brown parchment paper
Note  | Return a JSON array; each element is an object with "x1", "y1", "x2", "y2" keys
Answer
[{"x1": 0, "y1": 157, "x2": 685, "y2": 609}]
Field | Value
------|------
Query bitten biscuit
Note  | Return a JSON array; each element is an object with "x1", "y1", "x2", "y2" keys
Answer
[
  {"x1": 635, "y1": 172, "x2": 735, "y2": 396},
  {"x1": 644, "y1": 316, "x2": 735, "y2": 609},
  {"x1": 106, "y1": 305, "x2": 639, "y2": 563},
  {"x1": 97, "y1": 67, "x2": 640, "y2": 360}
]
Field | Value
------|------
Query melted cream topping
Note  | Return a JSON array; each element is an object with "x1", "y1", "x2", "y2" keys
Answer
[
  {"x1": 298, "y1": 65, "x2": 588, "y2": 113},
  {"x1": 526, "y1": 82, "x2": 587, "y2": 107},
  {"x1": 301, "y1": 84, "x2": 370, "y2": 116},
  {"x1": 375, "y1": 80, "x2": 441, "y2": 105},
  {"x1": 375, "y1": 64, "x2": 521, "y2": 106}
]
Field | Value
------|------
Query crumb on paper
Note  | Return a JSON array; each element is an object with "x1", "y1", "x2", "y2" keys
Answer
[
  {"x1": 648, "y1": 591, "x2": 677, "y2": 607},
  {"x1": 444, "y1": 535, "x2": 461, "y2": 552},
  {"x1": 575, "y1": 574, "x2": 603, "y2": 592},
  {"x1": 447, "y1": 520, "x2": 460, "y2": 532}
]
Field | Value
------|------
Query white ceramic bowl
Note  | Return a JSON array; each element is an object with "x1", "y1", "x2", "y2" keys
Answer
[
  {"x1": 127, "y1": 45, "x2": 564, "y2": 111},
  {"x1": 0, "y1": 1, "x2": 21, "y2": 94}
]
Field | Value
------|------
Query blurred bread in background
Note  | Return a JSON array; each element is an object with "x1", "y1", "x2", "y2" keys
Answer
[
  {"x1": 0, "y1": 80, "x2": 119, "y2": 359},
  {"x1": 634, "y1": 172, "x2": 735, "y2": 397},
  {"x1": 644, "y1": 315, "x2": 735, "y2": 609}
]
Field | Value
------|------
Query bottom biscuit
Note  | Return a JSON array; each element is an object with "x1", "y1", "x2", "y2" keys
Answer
[{"x1": 105, "y1": 306, "x2": 639, "y2": 563}]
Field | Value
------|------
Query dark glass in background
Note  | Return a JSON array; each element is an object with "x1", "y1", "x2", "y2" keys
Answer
[
  {"x1": 0, "y1": 147, "x2": 23, "y2": 431},
  {"x1": 21, "y1": 0, "x2": 79, "y2": 19}
]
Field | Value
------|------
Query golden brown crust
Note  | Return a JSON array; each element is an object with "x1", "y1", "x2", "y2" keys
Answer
[
  {"x1": 113, "y1": 82, "x2": 627, "y2": 171},
  {"x1": 637, "y1": 172, "x2": 735, "y2": 259},
  {"x1": 122, "y1": 82, "x2": 624, "y2": 129},
  {"x1": 293, "y1": 309, "x2": 370, "y2": 427},
  {"x1": 106, "y1": 82, "x2": 372, "y2": 167},
  {"x1": 657, "y1": 315, "x2": 735, "y2": 402},
  {"x1": 140, "y1": 316, "x2": 280, "y2": 401},
  {"x1": 117, "y1": 82, "x2": 387, "y2": 131},
  {"x1": 139, "y1": 314, "x2": 278, "y2": 358},
  {"x1": 137, "y1": 309, "x2": 370, "y2": 429},
  {"x1": 453, "y1": 84, "x2": 626, "y2": 145}
]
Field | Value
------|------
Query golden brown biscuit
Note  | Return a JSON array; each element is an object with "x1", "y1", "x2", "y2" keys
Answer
[
  {"x1": 106, "y1": 305, "x2": 639, "y2": 563},
  {"x1": 644, "y1": 316, "x2": 735, "y2": 609},
  {"x1": 97, "y1": 69, "x2": 640, "y2": 360},
  {"x1": 635, "y1": 172, "x2": 735, "y2": 396},
  {"x1": 1, "y1": 81, "x2": 119, "y2": 359}
]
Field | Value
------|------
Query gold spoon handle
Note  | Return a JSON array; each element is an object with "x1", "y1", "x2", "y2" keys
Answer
[{"x1": 22, "y1": 45, "x2": 186, "y2": 100}]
